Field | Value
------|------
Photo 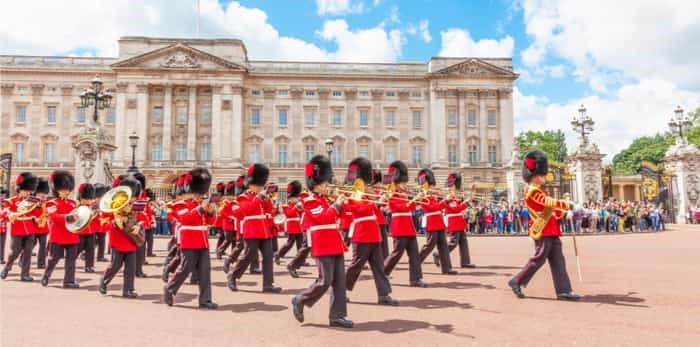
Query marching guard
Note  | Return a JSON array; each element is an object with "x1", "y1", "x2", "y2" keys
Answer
[
  {"x1": 132, "y1": 172, "x2": 149, "y2": 277},
  {"x1": 291, "y1": 155, "x2": 353, "y2": 328},
  {"x1": 164, "y1": 168, "x2": 218, "y2": 309},
  {"x1": 1, "y1": 172, "x2": 40, "y2": 281},
  {"x1": 0, "y1": 187, "x2": 8, "y2": 264},
  {"x1": 508, "y1": 150, "x2": 580, "y2": 301},
  {"x1": 370, "y1": 169, "x2": 390, "y2": 260},
  {"x1": 223, "y1": 175, "x2": 246, "y2": 273},
  {"x1": 434, "y1": 173, "x2": 476, "y2": 269},
  {"x1": 383, "y1": 161, "x2": 427, "y2": 287},
  {"x1": 41, "y1": 170, "x2": 81, "y2": 288},
  {"x1": 93, "y1": 183, "x2": 110, "y2": 263},
  {"x1": 33, "y1": 177, "x2": 51, "y2": 269},
  {"x1": 417, "y1": 169, "x2": 457, "y2": 275},
  {"x1": 274, "y1": 180, "x2": 304, "y2": 264},
  {"x1": 343, "y1": 158, "x2": 398, "y2": 306},
  {"x1": 76, "y1": 183, "x2": 97, "y2": 273},
  {"x1": 216, "y1": 181, "x2": 237, "y2": 259}
]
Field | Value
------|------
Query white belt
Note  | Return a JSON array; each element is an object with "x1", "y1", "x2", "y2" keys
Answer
[
  {"x1": 348, "y1": 215, "x2": 377, "y2": 238},
  {"x1": 422, "y1": 211, "x2": 442, "y2": 228},
  {"x1": 15, "y1": 217, "x2": 34, "y2": 221},
  {"x1": 240, "y1": 214, "x2": 267, "y2": 237},
  {"x1": 306, "y1": 223, "x2": 340, "y2": 247},
  {"x1": 179, "y1": 226, "x2": 208, "y2": 231},
  {"x1": 424, "y1": 211, "x2": 442, "y2": 217},
  {"x1": 391, "y1": 212, "x2": 412, "y2": 218}
]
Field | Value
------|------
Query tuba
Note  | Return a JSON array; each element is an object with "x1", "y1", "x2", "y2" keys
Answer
[
  {"x1": 66, "y1": 205, "x2": 94, "y2": 233},
  {"x1": 99, "y1": 186, "x2": 145, "y2": 246}
]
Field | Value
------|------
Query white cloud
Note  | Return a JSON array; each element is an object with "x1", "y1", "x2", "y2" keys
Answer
[
  {"x1": 317, "y1": 19, "x2": 404, "y2": 62},
  {"x1": 406, "y1": 19, "x2": 431, "y2": 43},
  {"x1": 316, "y1": 0, "x2": 364, "y2": 16},
  {"x1": 438, "y1": 28, "x2": 514, "y2": 57}
]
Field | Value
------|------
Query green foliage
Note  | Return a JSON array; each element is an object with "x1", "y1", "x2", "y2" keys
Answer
[
  {"x1": 517, "y1": 130, "x2": 568, "y2": 164},
  {"x1": 611, "y1": 134, "x2": 675, "y2": 174}
]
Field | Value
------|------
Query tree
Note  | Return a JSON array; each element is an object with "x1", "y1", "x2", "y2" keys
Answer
[
  {"x1": 517, "y1": 130, "x2": 568, "y2": 164},
  {"x1": 611, "y1": 134, "x2": 675, "y2": 174}
]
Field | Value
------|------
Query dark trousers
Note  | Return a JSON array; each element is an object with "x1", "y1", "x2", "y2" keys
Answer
[
  {"x1": 288, "y1": 233, "x2": 311, "y2": 270},
  {"x1": 78, "y1": 234, "x2": 95, "y2": 269},
  {"x1": 446, "y1": 231, "x2": 472, "y2": 267},
  {"x1": 145, "y1": 229, "x2": 155, "y2": 256},
  {"x1": 43, "y1": 243, "x2": 78, "y2": 284},
  {"x1": 167, "y1": 248, "x2": 212, "y2": 304},
  {"x1": 345, "y1": 242, "x2": 391, "y2": 297},
  {"x1": 135, "y1": 244, "x2": 146, "y2": 275},
  {"x1": 419, "y1": 230, "x2": 453, "y2": 273},
  {"x1": 340, "y1": 229, "x2": 351, "y2": 246},
  {"x1": 276, "y1": 233, "x2": 303, "y2": 258},
  {"x1": 35, "y1": 233, "x2": 48, "y2": 267},
  {"x1": 217, "y1": 231, "x2": 235, "y2": 255},
  {"x1": 298, "y1": 254, "x2": 347, "y2": 319},
  {"x1": 384, "y1": 236, "x2": 422, "y2": 283},
  {"x1": 0, "y1": 232, "x2": 6, "y2": 262},
  {"x1": 511, "y1": 237, "x2": 573, "y2": 294},
  {"x1": 230, "y1": 238, "x2": 273, "y2": 287},
  {"x1": 379, "y1": 224, "x2": 389, "y2": 260},
  {"x1": 214, "y1": 228, "x2": 225, "y2": 255},
  {"x1": 4, "y1": 235, "x2": 35, "y2": 277},
  {"x1": 102, "y1": 249, "x2": 135, "y2": 295},
  {"x1": 227, "y1": 236, "x2": 259, "y2": 270},
  {"x1": 95, "y1": 233, "x2": 107, "y2": 260},
  {"x1": 272, "y1": 236, "x2": 279, "y2": 253}
]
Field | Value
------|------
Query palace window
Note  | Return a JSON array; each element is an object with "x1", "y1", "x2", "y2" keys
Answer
[
  {"x1": 176, "y1": 107, "x2": 187, "y2": 125},
  {"x1": 277, "y1": 144, "x2": 288, "y2": 165},
  {"x1": 201, "y1": 107, "x2": 212, "y2": 125},
  {"x1": 16, "y1": 105, "x2": 27, "y2": 123},
  {"x1": 176, "y1": 143, "x2": 186, "y2": 161},
  {"x1": 152, "y1": 106, "x2": 163, "y2": 124},
  {"x1": 488, "y1": 145, "x2": 497, "y2": 163},
  {"x1": 447, "y1": 109, "x2": 457, "y2": 127},
  {"x1": 413, "y1": 145, "x2": 423, "y2": 166},
  {"x1": 304, "y1": 110, "x2": 315, "y2": 127},
  {"x1": 359, "y1": 91, "x2": 369, "y2": 97},
  {"x1": 305, "y1": 145, "x2": 315, "y2": 161},
  {"x1": 151, "y1": 143, "x2": 163, "y2": 161},
  {"x1": 75, "y1": 106, "x2": 84, "y2": 124},
  {"x1": 278, "y1": 90, "x2": 288, "y2": 96},
  {"x1": 412, "y1": 110, "x2": 422, "y2": 129},
  {"x1": 47, "y1": 106, "x2": 57, "y2": 124},
  {"x1": 278, "y1": 109, "x2": 288, "y2": 127},
  {"x1": 44, "y1": 143, "x2": 55, "y2": 163},
  {"x1": 332, "y1": 145, "x2": 342, "y2": 165},
  {"x1": 200, "y1": 143, "x2": 211, "y2": 161},
  {"x1": 359, "y1": 110, "x2": 369, "y2": 128},
  {"x1": 468, "y1": 145, "x2": 478, "y2": 162},
  {"x1": 487, "y1": 110, "x2": 497, "y2": 127},
  {"x1": 448, "y1": 144, "x2": 458, "y2": 165},
  {"x1": 385, "y1": 91, "x2": 396, "y2": 97},
  {"x1": 358, "y1": 145, "x2": 369, "y2": 159},
  {"x1": 305, "y1": 90, "x2": 316, "y2": 97},
  {"x1": 385, "y1": 110, "x2": 395, "y2": 128},
  {"x1": 14, "y1": 143, "x2": 24, "y2": 163},
  {"x1": 468, "y1": 110, "x2": 477, "y2": 127},
  {"x1": 249, "y1": 144, "x2": 260, "y2": 163},
  {"x1": 411, "y1": 91, "x2": 422, "y2": 98},
  {"x1": 386, "y1": 145, "x2": 397, "y2": 163},
  {"x1": 332, "y1": 91, "x2": 342, "y2": 97},
  {"x1": 251, "y1": 90, "x2": 261, "y2": 96},
  {"x1": 250, "y1": 109, "x2": 261, "y2": 126},
  {"x1": 106, "y1": 108, "x2": 115, "y2": 124},
  {"x1": 332, "y1": 110, "x2": 343, "y2": 127}
]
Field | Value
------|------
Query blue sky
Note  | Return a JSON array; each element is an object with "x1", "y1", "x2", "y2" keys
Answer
[{"x1": 1, "y1": 0, "x2": 698, "y2": 157}]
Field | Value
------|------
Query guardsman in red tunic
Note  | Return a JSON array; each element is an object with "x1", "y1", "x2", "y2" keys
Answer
[
  {"x1": 417, "y1": 169, "x2": 457, "y2": 275},
  {"x1": 162, "y1": 175, "x2": 188, "y2": 282},
  {"x1": 213, "y1": 182, "x2": 227, "y2": 259},
  {"x1": 370, "y1": 169, "x2": 390, "y2": 260},
  {"x1": 75, "y1": 183, "x2": 97, "y2": 273},
  {"x1": 291, "y1": 155, "x2": 353, "y2": 328},
  {"x1": 32, "y1": 178, "x2": 51, "y2": 269},
  {"x1": 383, "y1": 161, "x2": 427, "y2": 287},
  {"x1": 145, "y1": 188, "x2": 157, "y2": 257},
  {"x1": 509, "y1": 150, "x2": 580, "y2": 301},
  {"x1": 223, "y1": 175, "x2": 246, "y2": 274},
  {"x1": 41, "y1": 170, "x2": 81, "y2": 288},
  {"x1": 216, "y1": 181, "x2": 237, "y2": 259},
  {"x1": 132, "y1": 172, "x2": 149, "y2": 277},
  {"x1": 1, "y1": 172, "x2": 40, "y2": 281},
  {"x1": 274, "y1": 181, "x2": 304, "y2": 264},
  {"x1": 99, "y1": 176, "x2": 142, "y2": 298},
  {"x1": 286, "y1": 188, "x2": 313, "y2": 278},
  {"x1": 164, "y1": 168, "x2": 219, "y2": 309},
  {"x1": 92, "y1": 183, "x2": 110, "y2": 263},
  {"x1": 227, "y1": 164, "x2": 281, "y2": 293},
  {"x1": 0, "y1": 187, "x2": 8, "y2": 265},
  {"x1": 344, "y1": 158, "x2": 398, "y2": 306},
  {"x1": 434, "y1": 173, "x2": 476, "y2": 269}
]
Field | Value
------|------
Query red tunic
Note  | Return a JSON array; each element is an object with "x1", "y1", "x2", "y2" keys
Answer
[
  {"x1": 301, "y1": 192, "x2": 345, "y2": 257},
  {"x1": 219, "y1": 199, "x2": 237, "y2": 232},
  {"x1": 444, "y1": 198, "x2": 467, "y2": 232},
  {"x1": 169, "y1": 200, "x2": 188, "y2": 244},
  {"x1": 47, "y1": 198, "x2": 80, "y2": 245},
  {"x1": 4, "y1": 196, "x2": 41, "y2": 236},
  {"x1": 339, "y1": 202, "x2": 353, "y2": 230},
  {"x1": 237, "y1": 192, "x2": 272, "y2": 240},
  {"x1": 262, "y1": 199, "x2": 278, "y2": 237},
  {"x1": 107, "y1": 217, "x2": 137, "y2": 252},
  {"x1": 0, "y1": 208, "x2": 7, "y2": 234},
  {"x1": 345, "y1": 199, "x2": 381, "y2": 243},
  {"x1": 282, "y1": 203, "x2": 302, "y2": 234},
  {"x1": 178, "y1": 199, "x2": 215, "y2": 249},
  {"x1": 525, "y1": 186, "x2": 571, "y2": 238},
  {"x1": 389, "y1": 192, "x2": 417, "y2": 237},
  {"x1": 372, "y1": 189, "x2": 388, "y2": 225},
  {"x1": 420, "y1": 196, "x2": 446, "y2": 232}
]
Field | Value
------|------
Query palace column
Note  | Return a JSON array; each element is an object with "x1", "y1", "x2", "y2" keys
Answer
[
  {"x1": 478, "y1": 89, "x2": 489, "y2": 163},
  {"x1": 114, "y1": 82, "x2": 128, "y2": 165},
  {"x1": 186, "y1": 85, "x2": 197, "y2": 161},
  {"x1": 135, "y1": 83, "x2": 149, "y2": 163},
  {"x1": 230, "y1": 84, "x2": 243, "y2": 167},
  {"x1": 211, "y1": 84, "x2": 224, "y2": 164},
  {"x1": 499, "y1": 88, "x2": 514, "y2": 164},
  {"x1": 457, "y1": 89, "x2": 466, "y2": 165},
  {"x1": 428, "y1": 86, "x2": 447, "y2": 167},
  {"x1": 162, "y1": 84, "x2": 173, "y2": 161},
  {"x1": 28, "y1": 84, "x2": 45, "y2": 163},
  {"x1": 262, "y1": 87, "x2": 276, "y2": 162}
]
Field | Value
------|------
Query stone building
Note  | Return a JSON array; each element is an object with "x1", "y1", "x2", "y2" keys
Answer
[{"x1": 1, "y1": 36, "x2": 517, "y2": 192}]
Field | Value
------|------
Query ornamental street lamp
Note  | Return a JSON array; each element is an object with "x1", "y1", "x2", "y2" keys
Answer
[
  {"x1": 128, "y1": 132, "x2": 139, "y2": 173},
  {"x1": 668, "y1": 105, "x2": 693, "y2": 144},
  {"x1": 571, "y1": 104, "x2": 594, "y2": 143},
  {"x1": 79, "y1": 75, "x2": 113, "y2": 124},
  {"x1": 325, "y1": 138, "x2": 334, "y2": 162}
]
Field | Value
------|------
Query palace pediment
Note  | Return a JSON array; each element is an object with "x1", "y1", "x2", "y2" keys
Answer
[
  {"x1": 431, "y1": 58, "x2": 517, "y2": 79},
  {"x1": 111, "y1": 43, "x2": 247, "y2": 71}
]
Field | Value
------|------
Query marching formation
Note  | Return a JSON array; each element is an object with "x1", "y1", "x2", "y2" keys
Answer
[{"x1": 0, "y1": 150, "x2": 580, "y2": 328}]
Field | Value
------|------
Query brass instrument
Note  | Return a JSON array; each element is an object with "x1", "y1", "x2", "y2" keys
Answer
[
  {"x1": 66, "y1": 205, "x2": 94, "y2": 233},
  {"x1": 99, "y1": 186, "x2": 145, "y2": 246},
  {"x1": 37, "y1": 199, "x2": 49, "y2": 228},
  {"x1": 8, "y1": 197, "x2": 40, "y2": 223}
]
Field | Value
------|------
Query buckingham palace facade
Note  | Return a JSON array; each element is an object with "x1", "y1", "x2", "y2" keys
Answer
[{"x1": 1, "y1": 36, "x2": 517, "y2": 190}]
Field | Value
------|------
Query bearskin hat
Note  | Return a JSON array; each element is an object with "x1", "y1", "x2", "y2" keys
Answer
[
  {"x1": 93, "y1": 183, "x2": 109, "y2": 199},
  {"x1": 522, "y1": 150, "x2": 548, "y2": 183},
  {"x1": 234, "y1": 175, "x2": 247, "y2": 196},
  {"x1": 446, "y1": 173, "x2": 462, "y2": 190},
  {"x1": 417, "y1": 168, "x2": 436, "y2": 186},
  {"x1": 188, "y1": 167, "x2": 212, "y2": 195},
  {"x1": 116, "y1": 176, "x2": 141, "y2": 198},
  {"x1": 287, "y1": 180, "x2": 302, "y2": 198},
  {"x1": 132, "y1": 172, "x2": 147, "y2": 192},
  {"x1": 215, "y1": 182, "x2": 226, "y2": 195},
  {"x1": 146, "y1": 188, "x2": 156, "y2": 201},
  {"x1": 347, "y1": 157, "x2": 372, "y2": 183},
  {"x1": 15, "y1": 172, "x2": 38, "y2": 192},
  {"x1": 225, "y1": 181, "x2": 235, "y2": 196},
  {"x1": 246, "y1": 164, "x2": 269, "y2": 186},
  {"x1": 50, "y1": 170, "x2": 75, "y2": 193},
  {"x1": 388, "y1": 161, "x2": 409, "y2": 184},
  {"x1": 371, "y1": 169, "x2": 383, "y2": 185},
  {"x1": 34, "y1": 177, "x2": 50, "y2": 195},
  {"x1": 305, "y1": 155, "x2": 333, "y2": 190},
  {"x1": 77, "y1": 183, "x2": 95, "y2": 200}
]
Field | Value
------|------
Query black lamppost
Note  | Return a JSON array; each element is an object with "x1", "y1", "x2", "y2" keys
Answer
[
  {"x1": 668, "y1": 105, "x2": 692, "y2": 144},
  {"x1": 128, "y1": 132, "x2": 139, "y2": 173},
  {"x1": 571, "y1": 104, "x2": 594, "y2": 143},
  {"x1": 325, "y1": 138, "x2": 334, "y2": 163},
  {"x1": 79, "y1": 75, "x2": 113, "y2": 124}
]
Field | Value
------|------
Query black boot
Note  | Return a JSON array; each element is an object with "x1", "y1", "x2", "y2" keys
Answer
[
  {"x1": 223, "y1": 257, "x2": 231, "y2": 274},
  {"x1": 329, "y1": 317, "x2": 354, "y2": 328},
  {"x1": 378, "y1": 295, "x2": 399, "y2": 306},
  {"x1": 432, "y1": 253, "x2": 440, "y2": 267},
  {"x1": 557, "y1": 292, "x2": 581, "y2": 301},
  {"x1": 99, "y1": 280, "x2": 107, "y2": 295},
  {"x1": 287, "y1": 264, "x2": 299, "y2": 278},
  {"x1": 0, "y1": 268, "x2": 8, "y2": 279},
  {"x1": 164, "y1": 286, "x2": 174, "y2": 306},
  {"x1": 199, "y1": 301, "x2": 218, "y2": 309},
  {"x1": 291, "y1": 296, "x2": 304, "y2": 323},
  {"x1": 262, "y1": 285, "x2": 282, "y2": 293},
  {"x1": 274, "y1": 253, "x2": 281, "y2": 265},
  {"x1": 123, "y1": 290, "x2": 138, "y2": 298},
  {"x1": 410, "y1": 280, "x2": 428, "y2": 288},
  {"x1": 63, "y1": 282, "x2": 80, "y2": 289},
  {"x1": 227, "y1": 273, "x2": 237, "y2": 291},
  {"x1": 20, "y1": 275, "x2": 34, "y2": 282},
  {"x1": 508, "y1": 280, "x2": 525, "y2": 299},
  {"x1": 41, "y1": 276, "x2": 49, "y2": 287}
]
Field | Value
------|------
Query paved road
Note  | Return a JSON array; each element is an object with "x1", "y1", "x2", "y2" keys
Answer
[{"x1": 2, "y1": 226, "x2": 699, "y2": 346}]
